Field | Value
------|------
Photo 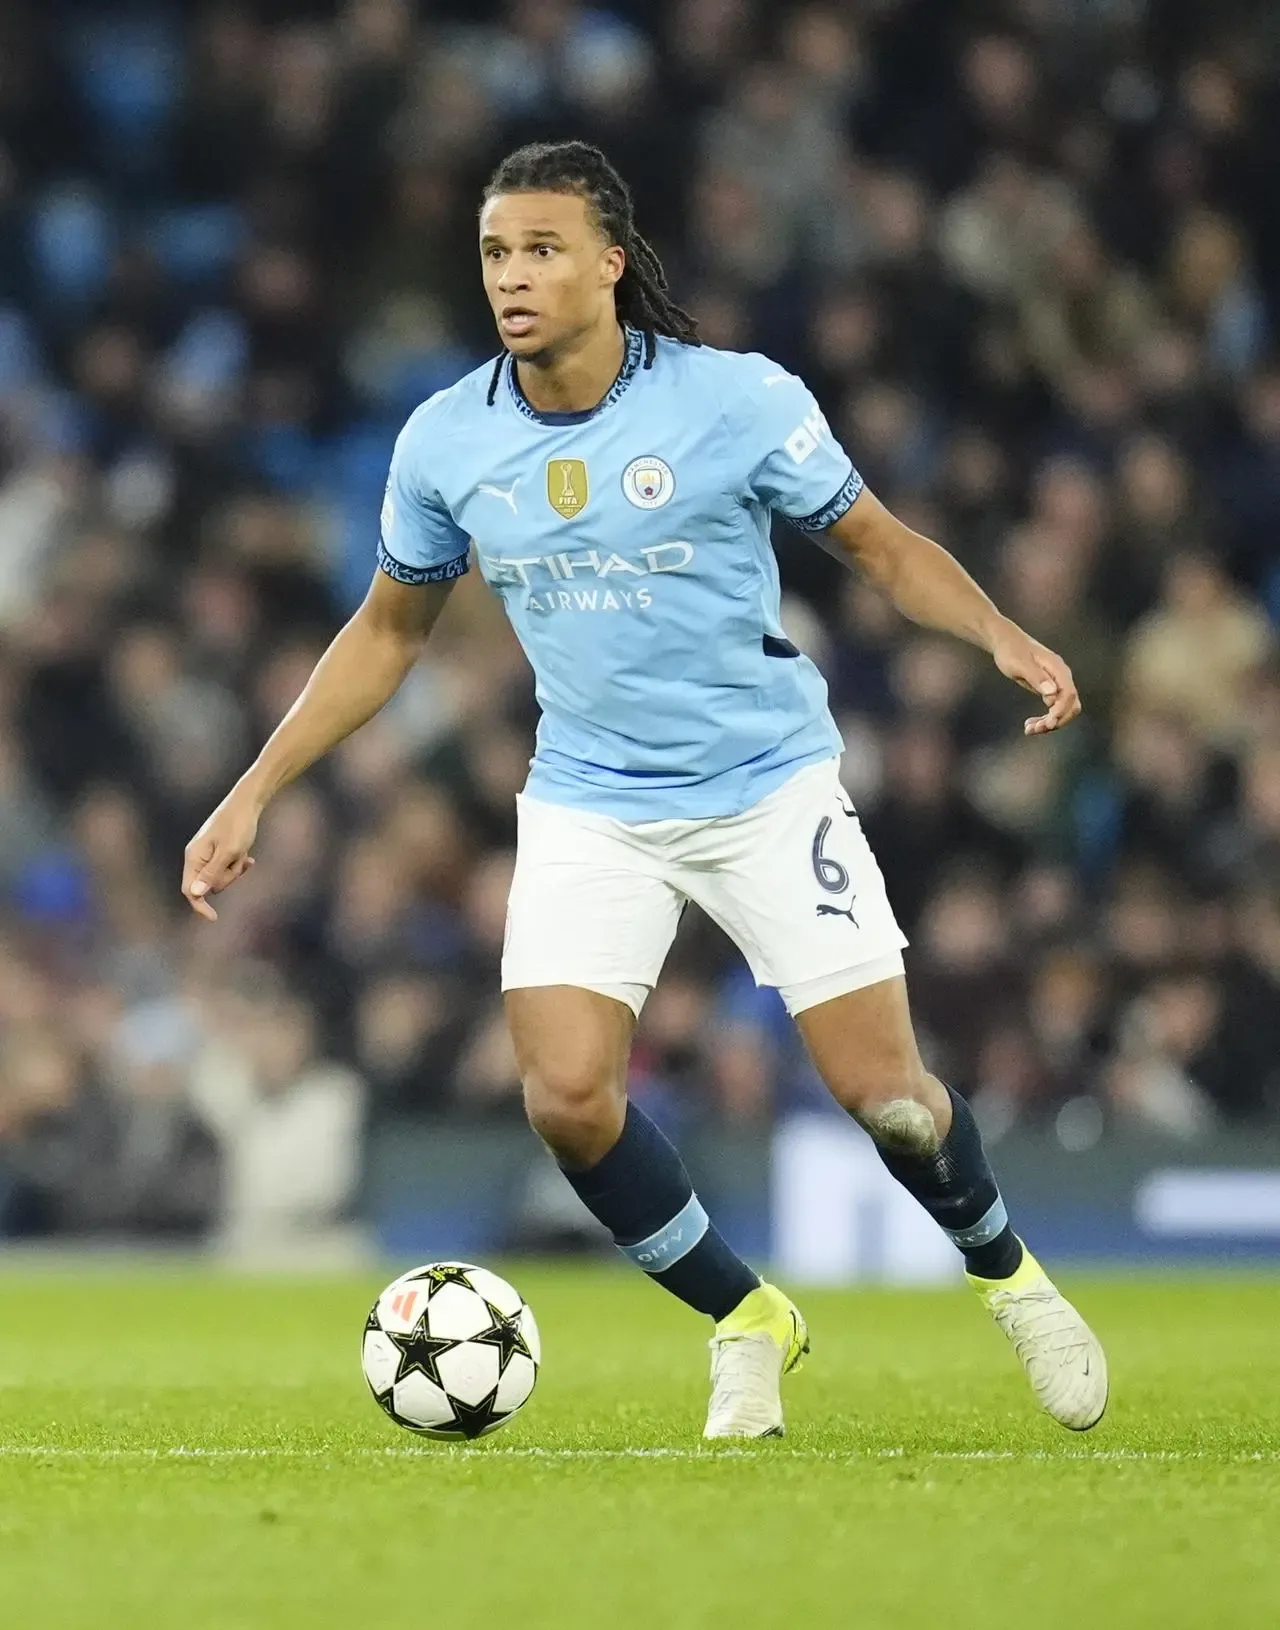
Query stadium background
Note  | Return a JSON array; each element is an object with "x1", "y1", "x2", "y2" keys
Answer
[{"x1": 0, "y1": 0, "x2": 1276, "y2": 1269}]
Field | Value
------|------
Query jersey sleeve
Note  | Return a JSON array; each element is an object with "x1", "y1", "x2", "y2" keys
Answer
[
  {"x1": 376, "y1": 401, "x2": 472, "y2": 585},
  {"x1": 737, "y1": 361, "x2": 864, "y2": 532}
]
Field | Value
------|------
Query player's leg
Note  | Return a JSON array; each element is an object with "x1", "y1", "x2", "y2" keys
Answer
[
  {"x1": 684, "y1": 758, "x2": 1106, "y2": 1431},
  {"x1": 794, "y1": 975, "x2": 1022, "y2": 1275},
  {"x1": 505, "y1": 983, "x2": 760, "y2": 1321},
  {"x1": 794, "y1": 978, "x2": 1106, "y2": 1430},
  {"x1": 501, "y1": 794, "x2": 762, "y2": 1330}
]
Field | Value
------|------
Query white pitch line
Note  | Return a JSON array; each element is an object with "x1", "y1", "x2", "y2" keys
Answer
[{"x1": 0, "y1": 1446, "x2": 1276, "y2": 1464}]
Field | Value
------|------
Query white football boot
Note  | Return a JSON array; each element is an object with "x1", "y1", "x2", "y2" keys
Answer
[
  {"x1": 703, "y1": 1282, "x2": 809, "y2": 1440},
  {"x1": 969, "y1": 1243, "x2": 1108, "y2": 1431}
]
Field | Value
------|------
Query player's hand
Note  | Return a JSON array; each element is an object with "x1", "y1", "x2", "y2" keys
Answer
[
  {"x1": 990, "y1": 619, "x2": 1081, "y2": 736},
  {"x1": 182, "y1": 785, "x2": 262, "y2": 921}
]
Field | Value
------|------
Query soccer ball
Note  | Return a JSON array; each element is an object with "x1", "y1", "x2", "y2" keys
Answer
[{"x1": 361, "y1": 1262, "x2": 540, "y2": 1439}]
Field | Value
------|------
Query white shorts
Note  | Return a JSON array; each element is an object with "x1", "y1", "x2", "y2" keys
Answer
[{"x1": 502, "y1": 758, "x2": 908, "y2": 1018}]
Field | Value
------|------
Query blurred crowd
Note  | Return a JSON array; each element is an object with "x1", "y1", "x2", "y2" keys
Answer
[{"x1": 0, "y1": 0, "x2": 1278, "y2": 1244}]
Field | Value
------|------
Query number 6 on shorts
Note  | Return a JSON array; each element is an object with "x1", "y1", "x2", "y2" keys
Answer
[{"x1": 811, "y1": 815, "x2": 849, "y2": 894}]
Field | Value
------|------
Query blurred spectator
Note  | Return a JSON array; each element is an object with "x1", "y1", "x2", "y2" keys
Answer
[
  {"x1": 354, "y1": 969, "x2": 464, "y2": 1116},
  {"x1": 1110, "y1": 705, "x2": 1236, "y2": 882},
  {"x1": 1206, "y1": 741, "x2": 1280, "y2": 886},
  {"x1": 1119, "y1": 550, "x2": 1274, "y2": 749},
  {"x1": 1019, "y1": 221, "x2": 1158, "y2": 401},
  {"x1": 909, "y1": 867, "x2": 1025, "y2": 1093},
  {"x1": 1217, "y1": 366, "x2": 1280, "y2": 601},
  {"x1": 971, "y1": 943, "x2": 1108, "y2": 1138},
  {"x1": 861, "y1": 721, "x2": 1021, "y2": 934},
  {"x1": 1099, "y1": 432, "x2": 1207, "y2": 627},
  {"x1": 1105, "y1": 965, "x2": 1223, "y2": 1140},
  {"x1": 190, "y1": 985, "x2": 366, "y2": 1258},
  {"x1": 992, "y1": 518, "x2": 1120, "y2": 721},
  {"x1": 0, "y1": 1017, "x2": 219, "y2": 1239}
]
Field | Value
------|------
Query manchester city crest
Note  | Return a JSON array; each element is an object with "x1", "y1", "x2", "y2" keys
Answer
[{"x1": 622, "y1": 455, "x2": 675, "y2": 510}]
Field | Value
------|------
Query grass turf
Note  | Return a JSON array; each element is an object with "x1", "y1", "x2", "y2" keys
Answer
[{"x1": 0, "y1": 1265, "x2": 1277, "y2": 1629}]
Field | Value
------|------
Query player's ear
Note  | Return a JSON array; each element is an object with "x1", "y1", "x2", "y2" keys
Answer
[{"x1": 601, "y1": 244, "x2": 625, "y2": 290}]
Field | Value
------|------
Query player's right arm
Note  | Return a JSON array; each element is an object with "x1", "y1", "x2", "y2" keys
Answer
[
  {"x1": 181, "y1": 571, "x2": 455, "y2": 919},
  {"x1": 182, "y1": 398, "x2": 470, "y2": 920}
]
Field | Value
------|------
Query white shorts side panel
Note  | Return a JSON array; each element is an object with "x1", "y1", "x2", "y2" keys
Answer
[
  {"x1": 501, "y1": 794, "x2": 683, "y2": 1002},
  {"x1": 672, "y1": 759, "x2": 909, "y2": 990}
]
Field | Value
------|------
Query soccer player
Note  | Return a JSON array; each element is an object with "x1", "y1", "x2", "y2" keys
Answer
[{"x1": 183, "y1": 142, "x2": 1107, "y2": 1439}]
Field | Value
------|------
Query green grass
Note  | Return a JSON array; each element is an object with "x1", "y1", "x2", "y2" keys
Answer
[{"x1": 0, "y1": 1265, "x2": 1277, "y2": 1629}]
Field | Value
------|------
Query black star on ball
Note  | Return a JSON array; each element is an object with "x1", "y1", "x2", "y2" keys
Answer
[
  {"x1": 472, "y1": 1302, "x2": 533, "y2": 1376},
  {"x1": 387, "y1": 1318, "x2": 454, "y2": 1388},
  {"x1": 405, "y1": 1263, "x2": 476, "y2": 1297},
  {"x1": 449, "y1": 1388, "x2": 502, "y2": 1440}
]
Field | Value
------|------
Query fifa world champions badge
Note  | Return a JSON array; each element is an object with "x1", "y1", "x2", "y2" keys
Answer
[{"x1": 548, "y1": 458, "x2": 589, "y2": 518}]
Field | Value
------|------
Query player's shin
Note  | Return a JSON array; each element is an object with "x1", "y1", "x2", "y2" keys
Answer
[
  {"x1": 557, "y1": 1101, "x2": 760, "y2": 1318},
  {"x1": 870, "y1": 1081, "x2": 1024, "y2": 1280}
]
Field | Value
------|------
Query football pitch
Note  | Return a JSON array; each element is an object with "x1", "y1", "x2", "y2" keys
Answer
[{"x1": 0, "y1": 1265, "x2": 1277, "y2": 1629}]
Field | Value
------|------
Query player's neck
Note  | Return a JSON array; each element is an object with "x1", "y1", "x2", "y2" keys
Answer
[{"x1": 514, "y1": 320, "x2": 627, "y2": 415}]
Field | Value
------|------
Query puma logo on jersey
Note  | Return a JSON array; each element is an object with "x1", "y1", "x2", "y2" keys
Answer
[
  {"x1": 477, "y1": 479, "x2": 521, "y2": 515},
  {"x1": 816, "y1": 902, "x2": 859, "y2": 926}
]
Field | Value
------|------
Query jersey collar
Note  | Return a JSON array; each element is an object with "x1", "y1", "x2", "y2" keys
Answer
[{"x1": 506, "y1": 325, "x2": 646, "y2": 426}]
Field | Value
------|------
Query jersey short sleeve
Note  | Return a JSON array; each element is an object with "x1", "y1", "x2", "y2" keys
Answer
[
  {"x1": 377, "y1": 399, "x2": 471, "y2": 585},
  {"x1": 736, "y1": 359, "x2": 864, "y2": 533}
]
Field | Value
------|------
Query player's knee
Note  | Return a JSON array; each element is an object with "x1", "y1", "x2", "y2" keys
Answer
[
  {"x1": 859, "y1": 1093, "x2": 942, "y2": 1157},
  {"x1": 831, "y1": 1060, "x2": 943, "y2": 1156},
  {"x1": 523, "y1": 1060, "x2": 624, "y2": 1166}
]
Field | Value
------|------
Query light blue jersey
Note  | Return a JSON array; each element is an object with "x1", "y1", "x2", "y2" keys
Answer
[{"x1": 378, "y1": 327, "x2": 864, "y2": 821}]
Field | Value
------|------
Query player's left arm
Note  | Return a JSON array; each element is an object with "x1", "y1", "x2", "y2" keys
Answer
[
  {"x1": 824, "y1": 490, "x2": 1080, "y2": 737},
  {"x1": 741, "y1": 358, "x2": 1079, "y2": 736}
]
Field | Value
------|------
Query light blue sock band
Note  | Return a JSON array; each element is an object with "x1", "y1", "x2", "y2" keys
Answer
[
  {"x1": 617, "y1": 1192, "x2": 710, "y2": 1272},
  {"x1": 946, "y1": 1195, "x2": 1009, "y2": 1249}
]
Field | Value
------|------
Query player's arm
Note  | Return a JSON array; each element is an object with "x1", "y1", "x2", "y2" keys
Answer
[
  {"x1": 183, "y1": 398, "x2": 470, "y2": 919},
  {"x1": 738, "y1": 361, "x2": 1080, "y2": 738},
  {"x1": 181, "y1": 570, "x2": 456, "y2": 919},
  {"x1": 823, "y1": 489, "x2": 1081, "y2": 736}
]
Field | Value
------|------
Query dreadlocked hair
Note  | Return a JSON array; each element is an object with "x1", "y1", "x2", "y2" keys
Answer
[{"x1": 482, "y1": 140, "x2": 700, "y2": 404}]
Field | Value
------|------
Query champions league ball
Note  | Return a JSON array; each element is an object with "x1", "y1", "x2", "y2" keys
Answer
[{"x1": 362, "y1": 1262, "x2": 540, "y2": 1439}]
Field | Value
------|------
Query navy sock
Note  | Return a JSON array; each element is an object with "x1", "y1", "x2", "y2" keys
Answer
[
  {"x1": 559, "y1": 1102, "x2": 760, "y2": 1320},
  {"x1": 874, "y1": 1085, "x2": 1024, "y2": 1279}
]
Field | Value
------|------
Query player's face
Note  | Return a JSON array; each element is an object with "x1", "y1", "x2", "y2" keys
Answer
[{"x1": 479, "y1": 192, "x2": 624, "y2": 358}]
